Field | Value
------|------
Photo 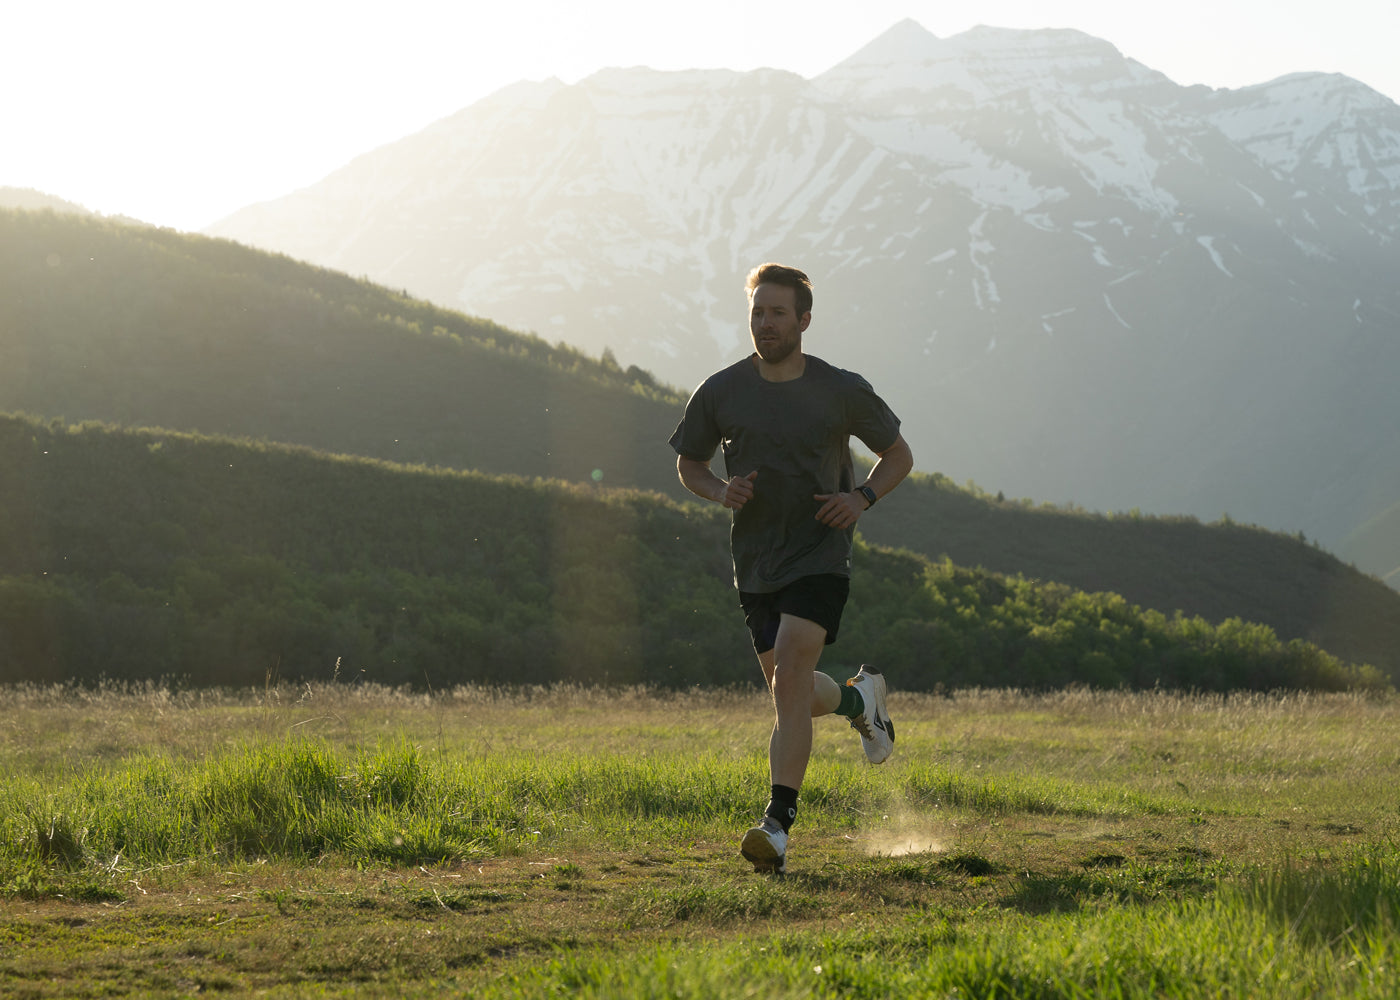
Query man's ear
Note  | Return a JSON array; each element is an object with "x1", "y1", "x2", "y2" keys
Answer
[{"x1": 798, "y1": 311, "x2": 812, "y2": 333}]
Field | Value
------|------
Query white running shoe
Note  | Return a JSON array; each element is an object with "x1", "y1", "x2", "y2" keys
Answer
[
  {"x1": 846, "y1": 665, "x2": 895, "y2": 764},
  {"x1": 740, "y1": 817, "x2": 788, "y2": 874}
]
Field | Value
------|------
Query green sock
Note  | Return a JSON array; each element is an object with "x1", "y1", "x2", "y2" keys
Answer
[{"x1": 835, "y1": 682, "x2": 865, "y2": 719}]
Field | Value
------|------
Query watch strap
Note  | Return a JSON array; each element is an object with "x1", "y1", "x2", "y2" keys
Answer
[{"x1": 856, "y1": 485, "x2": 878, "y2": 509}]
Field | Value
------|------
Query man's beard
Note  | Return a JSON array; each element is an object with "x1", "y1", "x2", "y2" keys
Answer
[{"x1": 755, "y1": 336, "x2": 798, "y2": 364}]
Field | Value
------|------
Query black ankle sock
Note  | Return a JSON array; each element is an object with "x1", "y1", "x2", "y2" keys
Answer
[
  {"x1": 835, "y1": 683, "x2": 865, "y2": 719},
  {"x1": 765, "y1": 784, "x2": 799, "y2": 833}
]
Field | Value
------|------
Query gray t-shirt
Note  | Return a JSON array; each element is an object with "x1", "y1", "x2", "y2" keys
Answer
[{"x1": 669, "y1": 353, "x2": 901, "y2": 593}]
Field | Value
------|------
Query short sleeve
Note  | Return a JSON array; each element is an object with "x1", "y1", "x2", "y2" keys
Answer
[
  {"x1": 845, "y1": 373, "x2": 901, "y2": 454},
  {"x1": 669, "y1": 377, "x2": 722, "y2": 461}
]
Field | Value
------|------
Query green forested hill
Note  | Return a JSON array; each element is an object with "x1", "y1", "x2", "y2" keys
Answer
[
  {"x1": 0, "y1": 415, "x2": 1383, "y2": 692},
  {"x1": 0, "y1": 208, "x2": 684, "y2": 494},
  {"x1": 4, "y1": 207, "x2": 1400, "y2": 680},
  {"x1": 865, "y1": 479, "x2": 1400, "y2": 680}
]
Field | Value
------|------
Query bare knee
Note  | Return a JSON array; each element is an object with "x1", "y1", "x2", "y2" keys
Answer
[
  {"x1": 769, "y1": 615, "x2": 826, "y2": 709},
  {"x1": 770, "y1": 658, "x2": 814, "y2": 705}
]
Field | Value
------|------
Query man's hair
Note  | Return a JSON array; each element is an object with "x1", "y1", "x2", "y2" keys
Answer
[{"x1": 746, "y1": 263, "x2": 813, "y2": 316}]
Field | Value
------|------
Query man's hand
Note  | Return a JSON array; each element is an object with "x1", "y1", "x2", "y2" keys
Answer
[
  {"x1": 722, "y1": 470, "x2": 759, "y2": 509},
  {"x1": 813, "y1": 490, "x2": 867, "y2": 529},
  {"x1": 812, "y1": 434, "x2": 912, "y2": 529},
  {"x1": 677, "y1": 458, "x2": 757, "y2": 510}
]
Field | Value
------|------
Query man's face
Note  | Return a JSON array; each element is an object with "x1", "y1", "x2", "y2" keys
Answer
[{"x1": 749, "y1": 283, "x2": 810, "y2": 365}]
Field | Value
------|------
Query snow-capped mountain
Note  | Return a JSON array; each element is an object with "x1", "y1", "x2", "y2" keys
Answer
[
  {"x1": 1199, "y1": 72, "x2": 1400, "y2": 247},
  {"x1": 206, "y1": 20, "x2": 1400, "y2": 571}
]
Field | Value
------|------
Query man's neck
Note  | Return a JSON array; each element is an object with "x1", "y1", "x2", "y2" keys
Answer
[{"x1": 752, "y1": 351, "x2": 806, "y2": 383}]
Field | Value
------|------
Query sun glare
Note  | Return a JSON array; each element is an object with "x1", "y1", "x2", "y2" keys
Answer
[{"x1": 2, "y1": 0, "x2": 1396, "y2": 229}]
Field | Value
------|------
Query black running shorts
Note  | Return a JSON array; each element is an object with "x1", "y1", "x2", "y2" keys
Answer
[{"x1": 739, "y1": 574, "x2": 851, "y2": 656}]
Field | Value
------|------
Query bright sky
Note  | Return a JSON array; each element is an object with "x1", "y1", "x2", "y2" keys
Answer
[{"x1": 4, "y1": 0, "x2": 1396, "y2": 232}]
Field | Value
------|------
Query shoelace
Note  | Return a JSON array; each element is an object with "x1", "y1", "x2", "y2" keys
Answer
[{"x1": 849, "y1": 714, "x2": 873, "y2": 739}]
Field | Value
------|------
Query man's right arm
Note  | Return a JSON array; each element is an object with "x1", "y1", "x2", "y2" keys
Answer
[{"x1": 677, "y1": 456, "x2": 757, "y2": 510}]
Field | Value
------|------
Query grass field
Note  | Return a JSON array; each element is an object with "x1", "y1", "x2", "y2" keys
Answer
[{"x1": 3, "y1": 681, "x2": 1399, "y2": 998}]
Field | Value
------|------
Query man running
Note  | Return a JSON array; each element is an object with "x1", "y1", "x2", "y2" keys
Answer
[{"x1": 669, "y1": 263, "x2": 914, "y2": 873}]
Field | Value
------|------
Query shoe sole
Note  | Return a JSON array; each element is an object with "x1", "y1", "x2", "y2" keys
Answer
[{"x1": 740, "y1": 828, "x2": 786, "y2": 874}]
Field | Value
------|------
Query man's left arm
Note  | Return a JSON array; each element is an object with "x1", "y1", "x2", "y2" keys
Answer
[{"x1": 813, "y1": 433, "x2": 913, "y2": 529}]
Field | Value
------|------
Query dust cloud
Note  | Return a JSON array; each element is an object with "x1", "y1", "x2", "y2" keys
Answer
[{"x1": 860, "y1": 809, "x2": 950, "y2": 858}]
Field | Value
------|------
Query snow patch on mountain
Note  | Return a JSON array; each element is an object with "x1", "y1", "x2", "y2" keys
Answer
[
  {"x1": 968, "y1": 212, "x2": 1000, "y2": 307},
  {"x1": 1201, "y1": 72, "x2": 1400, "y2": 240},
  {"x1": 1205, "y1": 73, "x2": 1395, "y2": 173},
  {"x1": 1197, "y1": 236, "x2": 1234, "y2": 276},
  {"x1": 1103, "y1": 294, "x2": 1131, "y2": 329}
]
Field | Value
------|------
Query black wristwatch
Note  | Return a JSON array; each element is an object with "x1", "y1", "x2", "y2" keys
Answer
[{"x1": 856, "y1": 485, "x2": 878, "y2": 509}]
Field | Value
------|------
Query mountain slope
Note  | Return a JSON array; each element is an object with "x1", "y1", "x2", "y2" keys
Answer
[
  {"x1": 0, "y1": 187, "x2": 96, "y2": 216},
  {"x1": 205, "y1": 21, "x2": 1400, "y2": 575},
  {"x1": 1198, "y1": 71, "x2": 1400, "y2": 247},
  {"x1": 1340, "y1": 502, "x2": 1400, "y2": 588}
]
